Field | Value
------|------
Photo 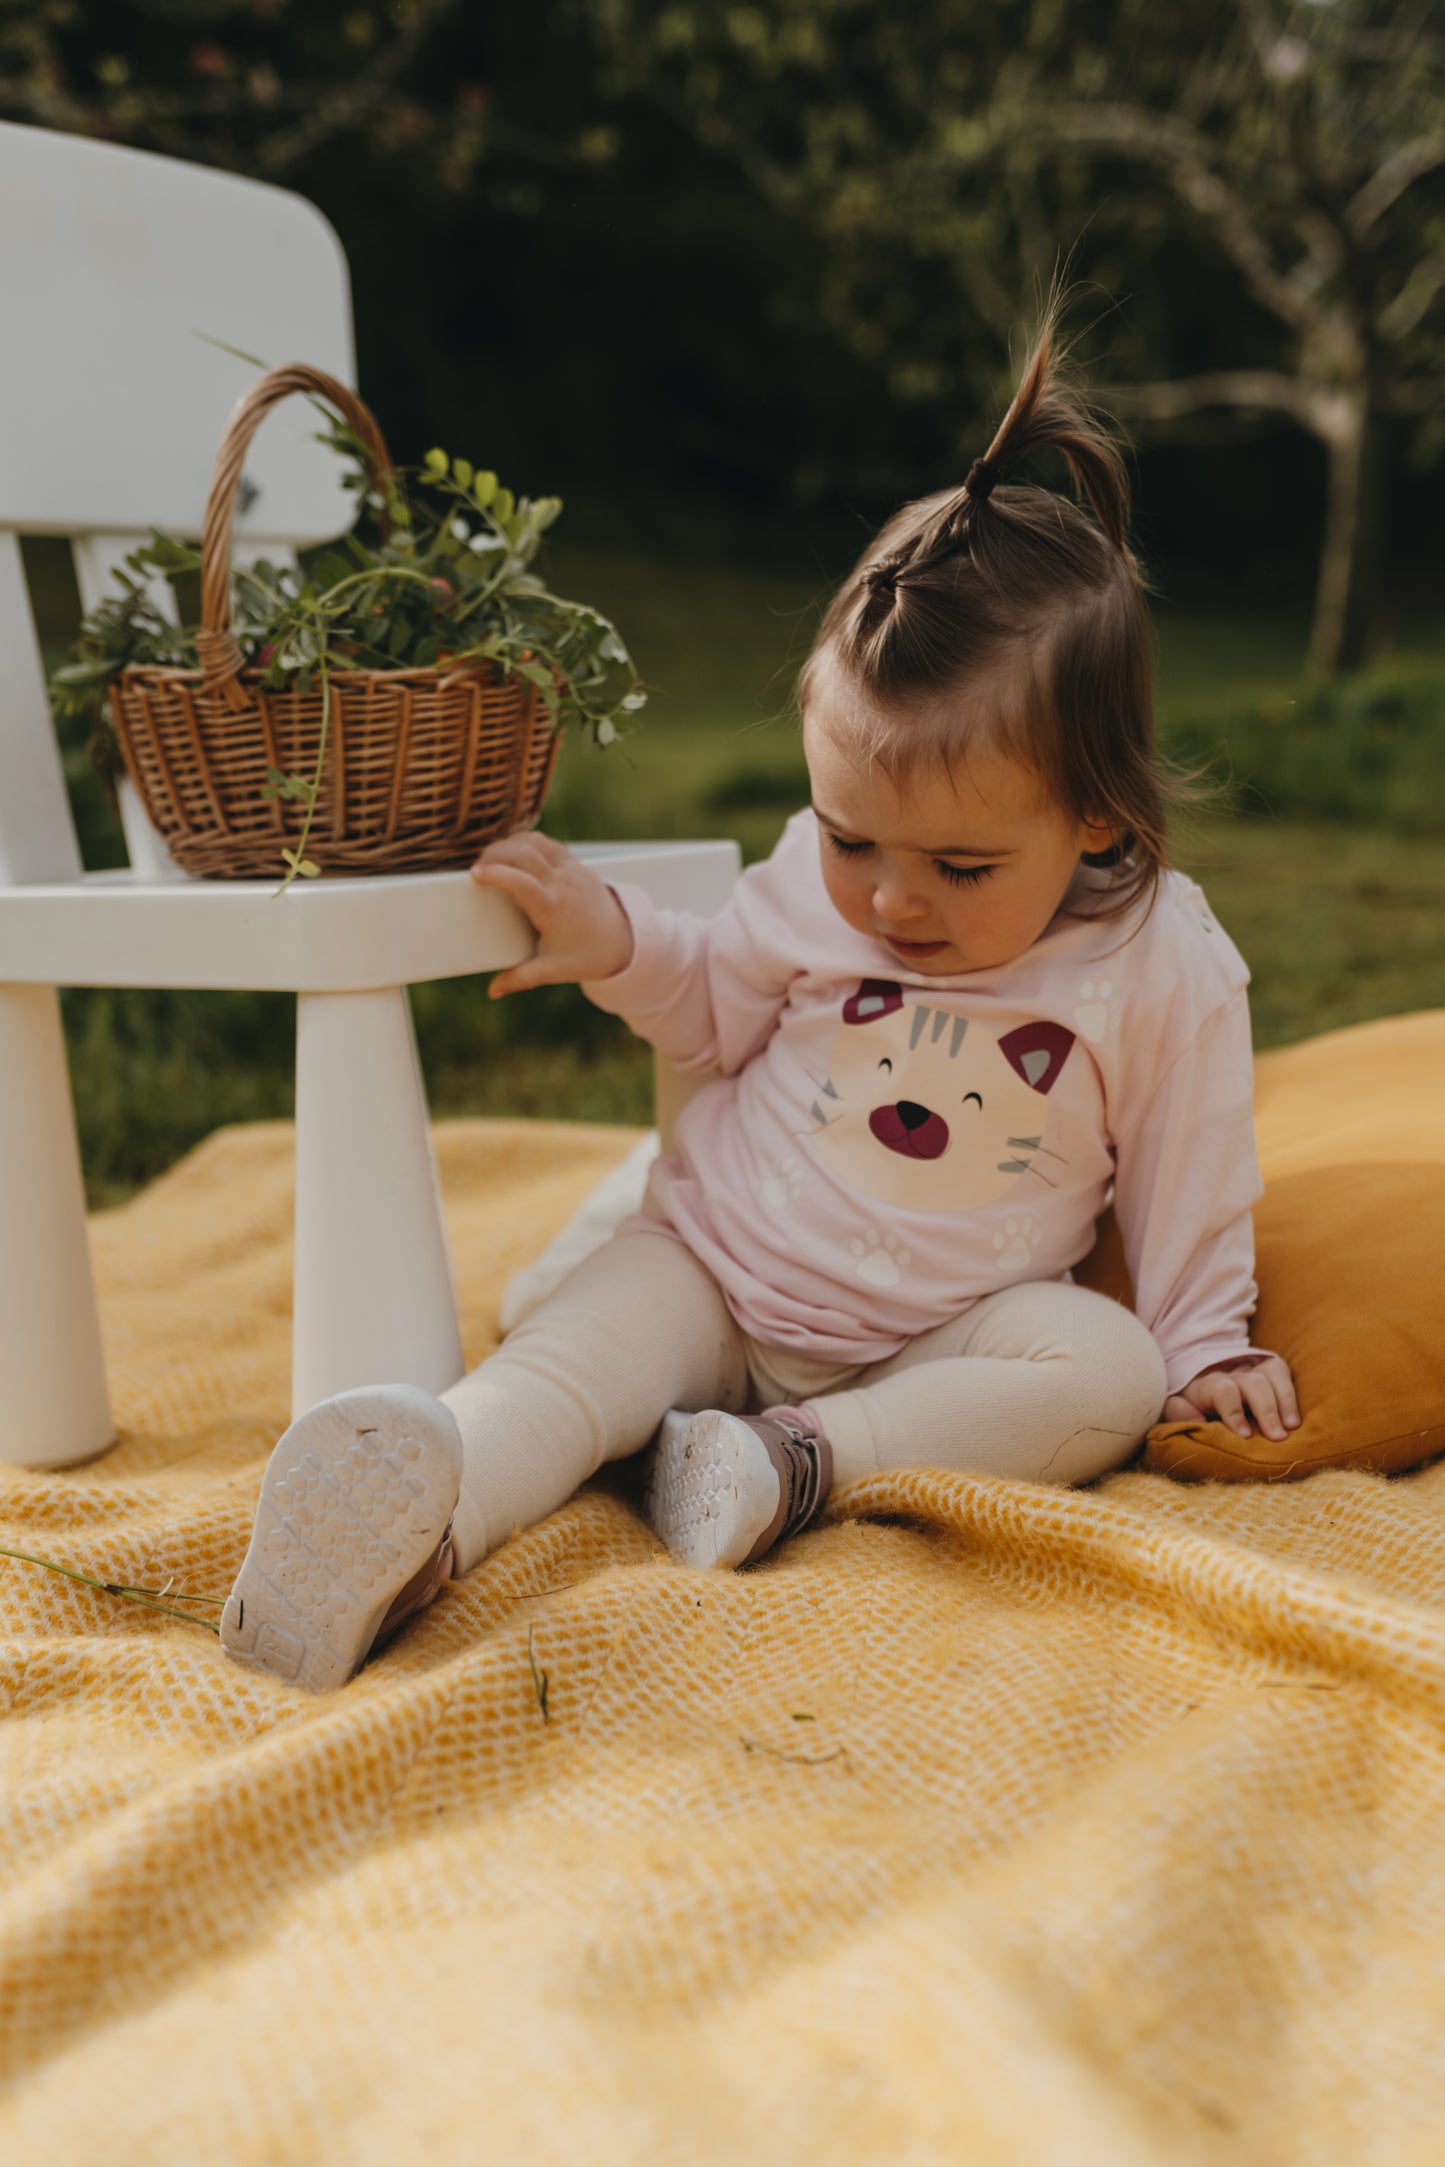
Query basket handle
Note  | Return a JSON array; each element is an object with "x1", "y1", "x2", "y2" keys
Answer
[{"x1": 197, "y1": 363, "x2": 396, "y2": 705}]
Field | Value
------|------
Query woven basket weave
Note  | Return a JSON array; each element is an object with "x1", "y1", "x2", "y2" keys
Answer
[{"x1": 109, "y1": 363, "x2": 558, "y2": 879}]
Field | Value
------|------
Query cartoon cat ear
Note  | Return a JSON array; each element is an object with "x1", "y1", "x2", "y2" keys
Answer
[
  {"x1": 999, "y1": 1021, "x2": 1076, "y2": 1094},
  {"x1": 842, "y1": 979, "x2": 904, "y2": 1026}
]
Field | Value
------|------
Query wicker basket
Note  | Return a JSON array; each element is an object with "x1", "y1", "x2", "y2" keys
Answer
[{"x1": 109, "y1": 363, "x2": 559, "y2": 879}]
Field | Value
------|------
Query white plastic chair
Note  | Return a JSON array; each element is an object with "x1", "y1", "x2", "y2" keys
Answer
[{"x1": 0, "y1": 121, "x2": 737, "y2": 1469}]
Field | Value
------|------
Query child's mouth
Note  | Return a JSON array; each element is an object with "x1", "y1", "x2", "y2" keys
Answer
[{"x1": 885, "y1": 935, "x2": 948, "y2": 959}]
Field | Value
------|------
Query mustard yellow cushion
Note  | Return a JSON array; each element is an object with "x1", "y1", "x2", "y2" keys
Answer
[{"x1": 1077, "y1": 1010, "x2": 1445, "y2": 1481}]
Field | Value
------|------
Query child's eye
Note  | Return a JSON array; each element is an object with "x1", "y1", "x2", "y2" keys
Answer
[
  {"x1": 935, "y1": 861, "x2": 994, "y2": 888},
  {"x1": 825, "y1": 833, "x2": 870, "y2": 859}
]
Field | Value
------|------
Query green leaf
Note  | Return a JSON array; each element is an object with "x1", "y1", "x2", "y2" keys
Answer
[
  {"x1": 493, "y1": 486, "x2": 515, "y2": 525},
  {"x1": 261, "y1": 767, "x2": 319, "y2": 806},
  {"x1": 424, "y1": 447, "x2": 448, "y2": 476},
  {"x1": 473, "y1": 470, "x2": 498, "y2": 507},
  {"x1": 452, "y1": 457, "x2": 473, "y2": 490}
]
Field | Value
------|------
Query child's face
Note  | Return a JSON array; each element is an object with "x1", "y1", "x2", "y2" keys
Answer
[{"x1": 803, "y1": 700, "x2": 1114, "y2": 977}]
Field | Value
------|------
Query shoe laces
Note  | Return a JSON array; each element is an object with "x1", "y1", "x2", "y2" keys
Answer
[{"x1": 765, "y1": 1420, "x2": 829, "y2": 1539}]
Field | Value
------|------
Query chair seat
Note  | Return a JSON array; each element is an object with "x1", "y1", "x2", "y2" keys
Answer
[{"x1": 0, "y1": 840, "x2": 740, "y2": 992}]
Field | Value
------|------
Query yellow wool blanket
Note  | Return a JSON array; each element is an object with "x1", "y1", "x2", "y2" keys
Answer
[{"x1": 3, "y1": 1020, "x2": 1445, "y2": 2164}]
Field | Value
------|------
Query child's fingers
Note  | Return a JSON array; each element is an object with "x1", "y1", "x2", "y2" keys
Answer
[
  {"x1": 1235, "y1": 1369, "x2": 1289, "y2": 1444},
  {"x1": 487, "y1": 952, "x2": 586, "y2": 1000},
  {"x1": 471, "y1": 832, "x2": 570, "y2": 879},
  {"x1": 471, "y1": 858, "x2": 552, "y2": 923},
  {"x1": 1261, "y1": 1356, "x2": 1302, "y2": 1428},
  {"x1": 1194, "y1": 1371, "x2": 1251, "y2": 1438},
  {"x1": 1162, "y1": 1392, "x2": 1206, "y2": 1425}
]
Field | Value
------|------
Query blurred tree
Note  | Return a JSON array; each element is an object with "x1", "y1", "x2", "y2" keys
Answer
[
  {"x1": 580, "y1": 0, "x2": 1445, "y2": 671},
  {"x1": 0, "y1": 0, "x2": 888, "y2": 557},
  {"x1": 0, "y1": 0, "x2": 533, "y2": 187}
]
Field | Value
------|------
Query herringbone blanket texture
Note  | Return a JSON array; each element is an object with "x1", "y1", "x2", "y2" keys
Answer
[{"x1": 4, "y1": 1015, "x2": 1445, "y2": 2164}]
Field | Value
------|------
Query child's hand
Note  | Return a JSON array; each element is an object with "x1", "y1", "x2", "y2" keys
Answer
[
  {"x1": 1164, "y1": 1354, "x2": 1301, "y2": 1444},
  {"x1": 471, "y1": 833, "x2": 634, "y2": 998}
]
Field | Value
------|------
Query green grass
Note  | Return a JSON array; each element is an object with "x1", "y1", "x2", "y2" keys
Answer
[
  {"x1": 1169, "y1": 816, "x2": 1445, "y2": 1047},
  {"x1": 21, "y1": 536, "x2": 1445, "y2": 1204}
]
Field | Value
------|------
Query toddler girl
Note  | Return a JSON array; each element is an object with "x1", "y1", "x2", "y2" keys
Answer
[{"x1": 222, "y1": 313, "x2": 1299, "y2": 1691}]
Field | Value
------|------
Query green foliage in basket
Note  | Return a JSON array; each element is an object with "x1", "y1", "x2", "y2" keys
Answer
[{"x1": 51, "y1": 416, "x2": 646, "y2": 880}]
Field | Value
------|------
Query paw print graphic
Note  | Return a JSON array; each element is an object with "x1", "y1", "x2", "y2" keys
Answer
[
  {"x1": 760, "y1": 1154, "x2": 804, "y2": 1210},
  {"x1": 851, "y1": 1227, "x2": 911, "y2": 1287},
  {"x1": 993, "y1": 1213, "x2": 1042, "y2": 1274},
  {"x1": 1073, "y1": 977, "x2": 1116, "y2": 1045}
]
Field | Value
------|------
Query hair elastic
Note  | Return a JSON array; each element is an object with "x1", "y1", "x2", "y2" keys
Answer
[{"x1": 963, "y1": 457, "x2": 999, "y2": 502}]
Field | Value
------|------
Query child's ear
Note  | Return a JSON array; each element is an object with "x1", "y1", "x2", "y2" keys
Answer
[
  {"x1": 1080, "y1": 811, "x2": 1121, "y2": 856},
  {"x1": 1079, "y1": 814, "x2": 1130, "y2": 868}
]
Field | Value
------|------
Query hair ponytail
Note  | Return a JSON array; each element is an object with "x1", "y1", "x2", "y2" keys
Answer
[
  {"x1": 976, "y1": 298, "x2": 1131, "y2": 550},
  {"x1": 800, "y1": 290, "x2": 1174, "y2": 921},
  {"x1": 891, "y1": 295, "x2": 1132, "y2": 584}
]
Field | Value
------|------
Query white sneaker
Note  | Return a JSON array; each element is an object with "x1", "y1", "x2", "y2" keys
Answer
[
  {"x1": 646, "y1": 1409, "x2": 832, "y2": 1570},
  {"x1": 221, "y1": 1383, "x2": 462, "y2": 1692}
]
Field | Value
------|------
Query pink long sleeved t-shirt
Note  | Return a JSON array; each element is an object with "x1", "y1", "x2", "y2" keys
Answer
[{"x1": 584, "y1": 811, "x2": 1262, "y2": 1394}]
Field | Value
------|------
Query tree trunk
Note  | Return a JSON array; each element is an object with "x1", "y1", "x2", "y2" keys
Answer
[{"x1": 1309, "y1": 389, "x2": 1387, "y2": 675}]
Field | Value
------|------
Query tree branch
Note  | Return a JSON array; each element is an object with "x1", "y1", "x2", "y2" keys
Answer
[
  {"x1": 1347, "y1": 129, "x2": 1445, "y2": 237},
  {"x1": 1379, "y1": 251, "x2": 1445, "y2": 342},
  {"x1": 1009, "y1": 101, "x2": 1323, "y2": 334},
  {"x1": 1100, "y1": 369, "x2": 1336, "y2": 439},
  {"x1": 253, "y1": 0, "x2": 463, "y2": 176}
]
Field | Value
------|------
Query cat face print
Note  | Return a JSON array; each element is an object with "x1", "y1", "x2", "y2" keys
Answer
[{"x1": 807, "y1": 979, "x2": 1075, "y2": 1215}]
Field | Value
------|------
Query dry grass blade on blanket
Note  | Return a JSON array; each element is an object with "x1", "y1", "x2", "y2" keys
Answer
[
  {"x1": 3, "y1": 1037, "x2": 1445, "y2": 2164},
  {"x1": 0, "y1": 1543, "x2": 224, "y2": 1630}
]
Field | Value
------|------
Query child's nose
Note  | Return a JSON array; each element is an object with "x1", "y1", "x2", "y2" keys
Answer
[{"x1": 872, "y1": 872, "x2": 927, "y2": 920}]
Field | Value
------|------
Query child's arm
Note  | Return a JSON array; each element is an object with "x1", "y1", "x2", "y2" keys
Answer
[
  {"x1": 1111, "y1": 990, "x2": 1300, "y2": 1445},
  {"x1": 471, "y1": 826, "x2": 797, "y2": 1074}
]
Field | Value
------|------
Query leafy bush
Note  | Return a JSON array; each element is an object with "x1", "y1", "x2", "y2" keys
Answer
[{"x1": 1163, "y1": 662, "x2": 1445, "y2": 834}]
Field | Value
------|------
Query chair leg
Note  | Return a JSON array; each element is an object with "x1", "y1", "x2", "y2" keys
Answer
[
  {"x1": 292, "y1": 987, "x2": 464, "y2": 1418},
  {"x1": 0, "y1": 984, "x2": 114, "y2": 1467}
]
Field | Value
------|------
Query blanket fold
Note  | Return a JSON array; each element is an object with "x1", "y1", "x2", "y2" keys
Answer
[{"x1": 3, "y1": 1049, "x2": 1445, "y2": 2165}]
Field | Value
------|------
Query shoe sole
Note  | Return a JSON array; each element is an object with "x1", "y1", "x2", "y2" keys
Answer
[
  {"x1": 647, "y1": 1409, "x2": 781, "y2": 1570},
  {"x1": 221, "y1": 1384, "x2": 463, "y2": 1692}
]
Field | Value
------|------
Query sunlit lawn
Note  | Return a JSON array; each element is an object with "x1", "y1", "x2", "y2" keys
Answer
[{"x1": 24, "y1": 537, "x2": 1445, "y2": 1201}]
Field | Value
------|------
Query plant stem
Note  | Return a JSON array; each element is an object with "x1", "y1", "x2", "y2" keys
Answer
[
  {"x1": 0, "y1": 1544, "x2": 223, "y2": 1634},
  {"x1": 276, "y1": 632, "x2": 331, "y2": 892},
  {"x1": 313, "y1": 565, "x2": 437, "y2": 611}
]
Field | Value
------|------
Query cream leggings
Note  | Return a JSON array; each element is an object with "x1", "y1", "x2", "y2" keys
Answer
[{"x1": 445, "y1": 1230, "x2": 1167, "y2": 1572}]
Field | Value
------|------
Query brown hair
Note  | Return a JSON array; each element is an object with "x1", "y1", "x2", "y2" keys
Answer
[{"x1": 799, "y1": 297, "x2": 1175, "y2": 918}]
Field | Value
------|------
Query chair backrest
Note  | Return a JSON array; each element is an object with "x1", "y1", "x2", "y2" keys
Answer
[{"x1": 0, "y1": 121, "x2": 358, "y2": 882}]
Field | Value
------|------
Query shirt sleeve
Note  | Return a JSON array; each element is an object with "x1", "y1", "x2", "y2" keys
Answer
[
  {"x1": 1110, "y1": 989, "x2": 1265, "y2": 1395},
  {"x1": 579, "y1": 828, "x2": 804, "y2": 1076}
]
